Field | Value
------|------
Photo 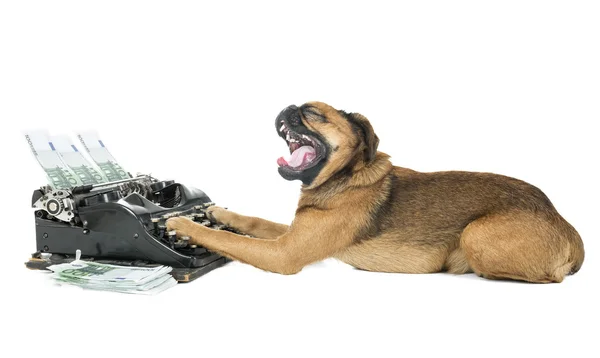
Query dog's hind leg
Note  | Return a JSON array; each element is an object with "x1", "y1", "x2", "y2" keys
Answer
[
  {"x1": 460, "y1": 211, "x2": 584, "y2": 283},
  {"x1": 206, "y1": 206, "x2": 288, "y2": 239}
]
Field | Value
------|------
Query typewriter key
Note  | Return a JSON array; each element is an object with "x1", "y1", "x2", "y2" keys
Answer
[
  {"x1": 174, "y1": 240, "x2": 187, "y2": 249},
  {"x1": 151, "y1": 218, "x2": 160, "y2": 231}
]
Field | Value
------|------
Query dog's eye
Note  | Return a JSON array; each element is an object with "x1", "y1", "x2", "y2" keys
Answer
[{"x1": 301, "y1": 107, "x2": 327, "y2": 123}]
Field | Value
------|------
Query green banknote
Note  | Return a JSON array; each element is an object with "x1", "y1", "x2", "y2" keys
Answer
[
  {"x1": 24, "y1": 130, "x2": 84, "y2": 190},
  {"x1": 50, "y1": 134, "x2": 108, "y2": 185},
  {"x1": 48, "y1": 261, "x2": 177, "y2": 295},
  {"x1": 76, "y1": 131, "x2": 130, "y2": 181}
]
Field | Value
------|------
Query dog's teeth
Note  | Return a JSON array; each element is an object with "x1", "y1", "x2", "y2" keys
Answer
[
  {"x1": 280, "y1": 124, "x2": 286, "y2": 132},
  {"x1": 286, "y1": 133, "x2": 291, "y2": 141}
]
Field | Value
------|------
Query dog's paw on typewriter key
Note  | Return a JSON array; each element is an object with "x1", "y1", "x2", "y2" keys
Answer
[
  {"x1": 166, "y1": 216, "x2": 210, "y2": 244},
  {"x1": 205, "y1": 206, "x2": 234, "y2": 225}
]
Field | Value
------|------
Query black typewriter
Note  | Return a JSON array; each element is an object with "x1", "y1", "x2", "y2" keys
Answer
[{"x1": 26, "y1": 175, "x2": 232, "y2": 282}]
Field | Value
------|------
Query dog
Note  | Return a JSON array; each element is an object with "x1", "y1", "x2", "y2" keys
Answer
[{"x1": 167, "y1": 102, "x2": 584, "y2": 282}]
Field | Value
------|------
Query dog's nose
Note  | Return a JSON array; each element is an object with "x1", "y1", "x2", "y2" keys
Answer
[
  {"x1": 281, "y1": 105, "x2": 298, "y2": 119},
  {"x1": 276, "y1": 104, "x2": 301, "y2": 126}
]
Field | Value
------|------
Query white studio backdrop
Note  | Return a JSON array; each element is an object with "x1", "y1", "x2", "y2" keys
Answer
[{"x1": 0, "y1": 1, "x2": 598, "y2": 358}]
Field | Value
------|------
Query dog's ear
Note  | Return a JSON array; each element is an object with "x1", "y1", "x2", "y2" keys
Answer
[{"x1": 347, "y1": 112, "x2": 380, "y2": 163}]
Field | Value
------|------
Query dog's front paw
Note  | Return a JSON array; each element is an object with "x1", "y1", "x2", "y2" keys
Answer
[
  {"x1": 166, "y1": 216, "x2": 207, "y2": 244},
  {"x1": 206, "y1": 206, "x2": 230, "y2": 224}
]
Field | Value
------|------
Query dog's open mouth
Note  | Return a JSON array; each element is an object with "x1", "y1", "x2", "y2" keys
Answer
[{"x1": 277, "y1": 122, "x2": 326, "y2": 172}]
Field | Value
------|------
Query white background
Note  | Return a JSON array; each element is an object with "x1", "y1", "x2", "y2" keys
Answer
[{"x1": 1, "y1": 1, "x2": 598, "y2": 357}]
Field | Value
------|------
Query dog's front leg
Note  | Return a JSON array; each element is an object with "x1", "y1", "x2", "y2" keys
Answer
[
  {"x1": 167, "y1": 208, "x2": 358, "y2": 274},
  {"x1": 206, "y1": 206, "x2": 288, "y2": 239}
]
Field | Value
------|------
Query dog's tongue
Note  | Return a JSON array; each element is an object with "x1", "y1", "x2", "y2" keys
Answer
[{"x1": 277, "y1": 146, "x2": 316, "y2": 168}]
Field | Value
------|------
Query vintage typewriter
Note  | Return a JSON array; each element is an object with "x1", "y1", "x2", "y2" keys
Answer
[
  {"x1": 24, "y1": 130, "x2": 236, "y2": 282},
  {"x1": 26, "y1": 175, "x2": 232, "y2": 282}
]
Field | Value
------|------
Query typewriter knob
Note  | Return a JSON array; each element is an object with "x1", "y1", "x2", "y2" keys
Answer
[
  {"x1": 46, "y1": 198, "x2": 63, "y2": 216},
  {"x1": 45, "y1": 197, "x2": 74, "y2": 217}
]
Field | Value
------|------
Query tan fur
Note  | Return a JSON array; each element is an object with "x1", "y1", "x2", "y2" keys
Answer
[
  {"x1": 335, "y1": 234, "x2": 451, "y2": 273},
  {"x1": 460, "y1": 211, "x2": 582, "y2": 283},
  {"x1": 167, "y1": 102, "x2": 584, "y2": 282}
]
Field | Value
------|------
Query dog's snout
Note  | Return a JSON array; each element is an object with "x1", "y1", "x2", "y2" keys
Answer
[
  {"x1": 286, "y1": 105, "x2": 302, "y2": 126},
  {"x1": 275, "y1": 104, "x2": 301, "y2": 127}
]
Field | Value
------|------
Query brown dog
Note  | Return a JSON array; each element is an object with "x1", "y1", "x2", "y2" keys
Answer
[{"x1": 167, "y1": 102, "x2": 584, "y2": 282}]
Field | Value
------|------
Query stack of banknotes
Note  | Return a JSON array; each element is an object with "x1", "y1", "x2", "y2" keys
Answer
[{"x1": 47, "y1": 260, "x2": 178, "y2": 295}]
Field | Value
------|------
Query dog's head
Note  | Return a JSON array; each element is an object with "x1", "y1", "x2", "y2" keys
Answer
[{"x1": 275, "y1": 101, "x2": 379, "y2": 188}]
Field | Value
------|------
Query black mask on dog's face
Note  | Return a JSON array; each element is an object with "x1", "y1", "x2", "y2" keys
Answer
[{"x1": 275, "y1": 104, "x2": 329, "y2": 186}]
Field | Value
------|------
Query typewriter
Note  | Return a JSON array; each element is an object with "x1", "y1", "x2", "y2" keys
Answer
[{"x1": 26, "y1": 175, "x2": 232, "y2": 282}]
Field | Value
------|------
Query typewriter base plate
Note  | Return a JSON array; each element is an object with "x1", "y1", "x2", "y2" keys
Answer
[{"x1": 25, "y1": 252, "x2": 230, "y2": 283}]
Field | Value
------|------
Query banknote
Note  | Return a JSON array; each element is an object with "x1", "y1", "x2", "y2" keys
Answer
[
  {"x1": 48, "y1": 261, "x2": 172, "y2": 284},
  {"x1": 52, "y1": 273, "x2": 177, "y2": 295},
  {"x1": 76, "y1": 131, "x2": 130, "y2": 181},
  {"x1": 24, "y1": 130, "x2": 84, "y2": 190},
  {"x1": 50, "y1": 134, "x2": 108, "y2": 185},
  {"x1": 48, "y1": 261, "x2": 177, "y2": 295}
]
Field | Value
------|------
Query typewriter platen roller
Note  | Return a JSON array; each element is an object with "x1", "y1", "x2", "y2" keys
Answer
[{"x1": 26, "y1": 175, "x2": 232, "y2": 281}]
